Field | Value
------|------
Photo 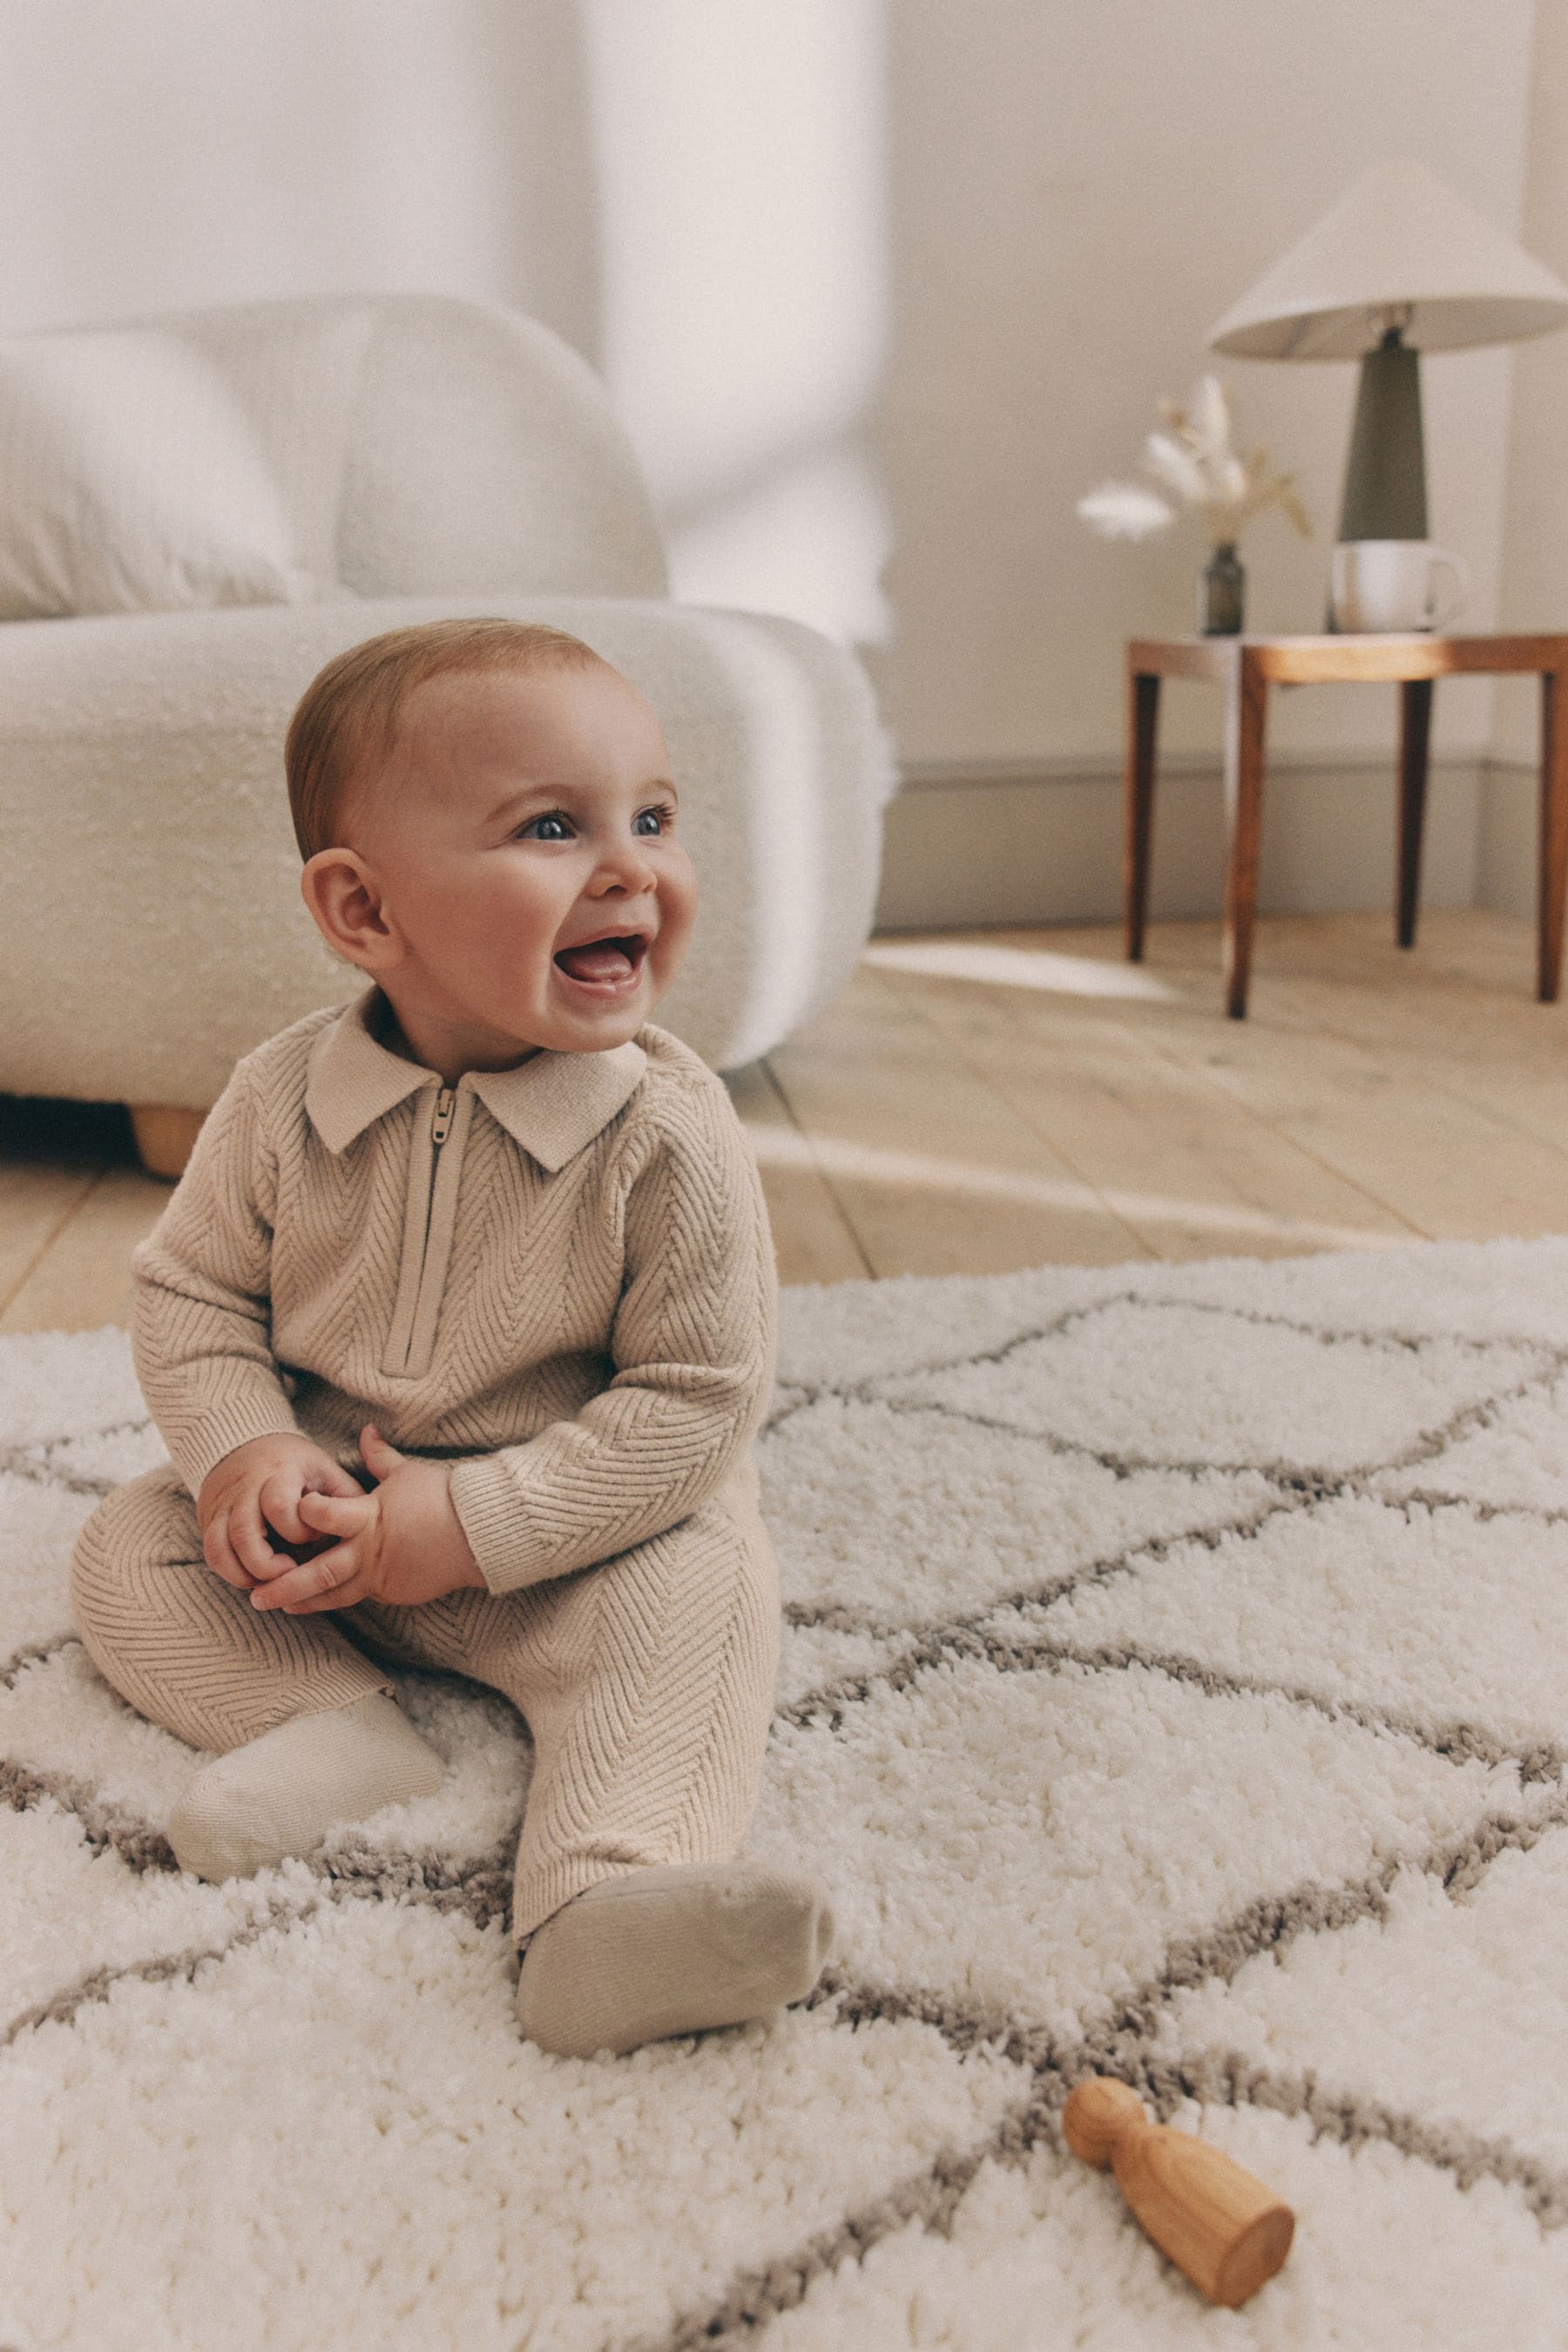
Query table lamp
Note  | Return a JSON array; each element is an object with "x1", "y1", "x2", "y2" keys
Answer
[{"x1": 1206, "y1": 157, "x2": 1568, "y2": 545}]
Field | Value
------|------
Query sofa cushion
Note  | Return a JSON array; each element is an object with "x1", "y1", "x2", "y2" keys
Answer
[{"x1": 0, "y1": 320, "x2": 365, "y2": 619}]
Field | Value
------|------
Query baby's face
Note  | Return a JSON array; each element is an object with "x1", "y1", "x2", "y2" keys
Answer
[{"x1": 333, "y1": 661, "x2": 697, "y2": 1069}]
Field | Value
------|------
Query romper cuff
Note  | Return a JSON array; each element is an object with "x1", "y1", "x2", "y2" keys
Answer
[
  {"x1": 447, "y1": 1454, "x2": 551, "y2": 1595},
  {"x1": 168, "y1": 1389, "x2": 305, "y2": 1503}
]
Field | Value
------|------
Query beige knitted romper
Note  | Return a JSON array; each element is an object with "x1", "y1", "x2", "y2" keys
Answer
[{"x1": 69, "y1": 986, "x2": 782, "y2": 1943}]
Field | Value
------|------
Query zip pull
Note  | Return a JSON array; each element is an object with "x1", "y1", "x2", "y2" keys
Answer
[{"x1": 431, "y1": 1085, "x2": 456, "y2": 1146}]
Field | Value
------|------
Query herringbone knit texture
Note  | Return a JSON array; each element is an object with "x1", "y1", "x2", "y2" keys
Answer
[
  {"x1": 126, "y1": 981, "x2": 777, "y2": 1592},
  {"x1": 71, "y1": 981, "x2": 784, "y2": 1937},
  {"x1": 71, "y1": 1458, "x2": 782, "y2": 1937}
]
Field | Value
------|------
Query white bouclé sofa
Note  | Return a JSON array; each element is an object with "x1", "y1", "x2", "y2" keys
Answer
[{"x1": 0, "y1": 294, "x2": 896, "y2": 1174}]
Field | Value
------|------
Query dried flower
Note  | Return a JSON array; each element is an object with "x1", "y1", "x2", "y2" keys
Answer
[
  {"x1": 1076, "y1": 483, "x2": 1175, "y2": 539},
  {"x1": 1078, "y1": 374, "x2": 1312, "y2": 548}
]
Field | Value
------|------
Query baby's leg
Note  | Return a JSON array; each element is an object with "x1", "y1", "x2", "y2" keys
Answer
[
  {"x1": 69, "y1": 1462, "x2": 443, "y2": 1876},
  {"x1": 414, "y1": 1462, "x2": 833, "y2": 2054}
]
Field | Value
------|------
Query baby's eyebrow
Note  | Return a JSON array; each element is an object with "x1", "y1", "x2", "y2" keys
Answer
[{"x1": 486, "y1": 785, "x2": 552, "y2": 824}]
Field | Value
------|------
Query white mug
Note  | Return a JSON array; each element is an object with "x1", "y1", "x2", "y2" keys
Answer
[{"x1": 1330, "y1": 540, "x2": 1470, "y2": 633}]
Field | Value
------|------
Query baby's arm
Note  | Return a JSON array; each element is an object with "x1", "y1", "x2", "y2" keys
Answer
[
  {"x1": 447, "y1": 1075, "x2": 776, "y2": 1596},
  {"x1": 131, "y1": 1055, "x2": 307, "y2": 1504}
]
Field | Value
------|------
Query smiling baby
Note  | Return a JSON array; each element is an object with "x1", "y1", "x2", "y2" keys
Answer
[{"x1": 70, "y1": 616, "x2": 835, "y2": 2059}]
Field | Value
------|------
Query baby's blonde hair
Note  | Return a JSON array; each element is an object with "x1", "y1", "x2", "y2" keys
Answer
[{"x1": 286, "y1": 617, "x2": 606, "y2": 863}]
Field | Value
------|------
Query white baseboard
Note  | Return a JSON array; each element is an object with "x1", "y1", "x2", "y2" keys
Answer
[{"x1": 872, "y1": 753, "x2": 1528, "y2": 932}]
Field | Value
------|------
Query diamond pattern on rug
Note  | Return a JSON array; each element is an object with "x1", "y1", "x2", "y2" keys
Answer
[
  {"x1": 1148, "y1": 1821, "x2": 1568, "y2": 2177},
  {"x1": 752, "y1": 1656, "x2": 1511, "y2": 2031},
  {"x1": 1032, "y1": 1492, "x2": 1568, "y2": 1762},
  {"x1": 6, "y1": 1237, "x2": 1568, "y2": 2349}
]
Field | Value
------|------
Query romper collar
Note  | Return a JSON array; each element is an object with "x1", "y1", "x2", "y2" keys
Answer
[{"x1": 304, "y1": 983, "x2": 648, "y2": 1173}]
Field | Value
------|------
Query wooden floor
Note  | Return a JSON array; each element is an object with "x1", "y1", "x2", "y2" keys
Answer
[{"x1": 5, "y1": 908, "x2": 1568, "y2": 1333}]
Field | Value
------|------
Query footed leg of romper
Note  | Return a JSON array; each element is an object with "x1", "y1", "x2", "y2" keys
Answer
[
  {"x1": 498, "y1": 1473, "x2": 787, "y2": 1941},
  {"x1": 68, "y1": 1463, "x2": 443, "y2": 1878},
  {"x1": 350, "y1": 1469, "x2": 788, "y2": 1944},
  {"x1": 166, "y1": 1691, "x2": 446, "y2": 1882},
  {"x1": 513, "y1": 1857, "x2": 837, "y2": 2058},
  {"x1": 449, "y1": 1468, "x2": 835, "y2": 2053},
  {"x1": 69, "y1": 1461, "x2": 396, "y2": 1754}
]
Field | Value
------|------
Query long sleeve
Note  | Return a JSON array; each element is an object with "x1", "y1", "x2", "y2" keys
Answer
[
  {"x1": 130, "y1": 1056, "x2": 302, "y2": 1501},
  {"x1": 447, "y1": 1075, "x2": 777, "y2": 1594}
]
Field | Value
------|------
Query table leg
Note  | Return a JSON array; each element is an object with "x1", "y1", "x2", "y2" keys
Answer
[
  {"x1": 1125, "y1": 670, "x2": 1159, "y2": 961},
  {"x1": 1222, "y1": 650, "x2": 1267, "y2": 1019},
  {"x1": 1539, "y1": 665, "x2": 1568, "y2": 1002},
  {"x1": 1396, "y1": 677, "x2": 1433, "y2": 949}
]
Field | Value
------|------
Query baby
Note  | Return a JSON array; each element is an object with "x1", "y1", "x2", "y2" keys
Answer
[{"x1": 70, "y1": 616, "x2": 835, "y2": 2059}]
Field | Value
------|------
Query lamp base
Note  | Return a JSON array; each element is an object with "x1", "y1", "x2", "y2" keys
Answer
[
  {"x1": 1338, "y1": 328, "x2": 1427, "y2": 542},
  {"x1": 1328, "y1": 330, "x2": 1429, "y2": 630}
]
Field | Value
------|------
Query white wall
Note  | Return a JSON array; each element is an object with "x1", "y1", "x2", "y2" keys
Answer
[
  {"x1": 1494, "y1": 0, "x2": 1568, "y2": 822},
  {"x1": 0, "y1": 0, "x2": 1553, "y2": 926},
  {"x1": 0, "y1": 1, "x2": 603, "y2": 349}
]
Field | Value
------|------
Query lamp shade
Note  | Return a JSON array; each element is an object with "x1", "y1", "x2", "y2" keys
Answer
[{"x1": 1207, "y1": 158, "x2": 1568, "y2": 359}]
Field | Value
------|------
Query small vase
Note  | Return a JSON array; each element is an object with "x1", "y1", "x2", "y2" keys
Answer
[{"x1": 1198, "y1": 541, "x2": 1244, "y2": 636}]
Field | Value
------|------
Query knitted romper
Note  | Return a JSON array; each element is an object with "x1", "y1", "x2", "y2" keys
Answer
[{"x1": 69, "y1": 985, "x2": 782, "y2": 1943}]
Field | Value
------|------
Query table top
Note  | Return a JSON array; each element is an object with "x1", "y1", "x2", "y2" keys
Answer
[{"x1": 1129, "y1": 632, "x2": 1568, "y2": 684}]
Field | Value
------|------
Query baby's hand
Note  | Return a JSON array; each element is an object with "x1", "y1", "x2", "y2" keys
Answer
[
  {"x1": 247, "y1": 1424, "x2": 487, "y2": 1614},
  {"x1": 197, "y1": 1434, "x2": 368, "y2": 1592}
]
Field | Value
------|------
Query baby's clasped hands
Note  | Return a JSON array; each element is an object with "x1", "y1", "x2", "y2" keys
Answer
[{"x1": 250, "y1": 1423, "x2": 487, "y2": 1613}]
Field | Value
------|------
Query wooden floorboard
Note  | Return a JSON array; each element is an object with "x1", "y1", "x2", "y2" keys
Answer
[
  {"x1": 721, "y1": 1060, "x2": 873, "y2": 1287},
  {"x1": 764, "y1": 968, "x2": 1153, "y2": 1275},
  {"x1": 4, "y1": 909, "x2": 1568, "y2": 1331},
  {"x1": 868, "y1": 957, "x2": 1419, "y2": 1260}
]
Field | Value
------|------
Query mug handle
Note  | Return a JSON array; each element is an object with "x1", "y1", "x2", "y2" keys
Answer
[{"x1": 1426, "y1": 548, "x2": 1471, "y2": 632}]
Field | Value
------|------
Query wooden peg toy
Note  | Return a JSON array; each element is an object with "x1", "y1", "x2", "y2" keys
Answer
[{"x1": 1063, "y1": 2076, "x2": 1294, "y2": 2308}]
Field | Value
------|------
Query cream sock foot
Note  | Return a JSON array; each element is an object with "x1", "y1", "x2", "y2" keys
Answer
[
  {"x1": 166, "y1": 1692, "x2": 446, "y2": 1882},
  {"x1": 514, "y1": 1858, "x2": 836, "y2": 2058}
]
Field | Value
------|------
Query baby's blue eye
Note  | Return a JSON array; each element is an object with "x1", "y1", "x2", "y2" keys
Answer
[{"x1": 515, "y1": 804, "x2": 673, "y2": 841}]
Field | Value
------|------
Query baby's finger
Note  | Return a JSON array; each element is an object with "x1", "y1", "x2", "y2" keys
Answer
[
  {"x1": 230, "y1": 1492, "x2": 289, "y2": 1579},
  {"x1": 249, "y1": 1542, "x2": 357, "y2": 1611},
  {"x1": 297, "y1": 1491, "x2": 365, "y2": 1526},
  {"x1": 203, "y1": 1506, "x2": 260, "y2": 1592},
  {"x1": 281, "y1": 1574, "x2": 372, "y2": 1616},
  {"x1": 257, "y1": 1483, "x2": 310, "y2": 1545}
]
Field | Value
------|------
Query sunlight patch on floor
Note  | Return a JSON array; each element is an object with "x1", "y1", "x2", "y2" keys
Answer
[
  {"x1": 747, "y1": 1125, "x2": 1405, "y2": 1250},
  {"x1": 863, "y1": 939, "x2": 1177, "y2": 1000}
]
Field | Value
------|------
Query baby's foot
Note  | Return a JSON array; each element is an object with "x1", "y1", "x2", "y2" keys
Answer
[
  {"x1": 515, "y1": 1857, "x2": 835, "y2": 2058},
  {"x1": 166, "y1": 1691, "x2": 445, "y2": 1881}
]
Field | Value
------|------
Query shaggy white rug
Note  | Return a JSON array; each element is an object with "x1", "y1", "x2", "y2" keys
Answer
[{"x1": 7, "y1": 1237, "x2": 1568, "y2": 2349}]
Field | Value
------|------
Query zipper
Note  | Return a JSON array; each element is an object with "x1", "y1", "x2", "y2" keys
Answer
[
  {"x1": 415, "y1": 1084, "x2": 458, "y2": 1302},
  {"x1": 388, "y1": 1085, "x2": 459, "y2": 1376},
  {"x1": 410, "y1": 1085, "x2": 458, "y2": 1362}
]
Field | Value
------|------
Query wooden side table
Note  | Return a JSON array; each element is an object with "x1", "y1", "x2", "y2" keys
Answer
[{"x1": 1125, "y1": 632, "x2": 1568, "y2": 1017}]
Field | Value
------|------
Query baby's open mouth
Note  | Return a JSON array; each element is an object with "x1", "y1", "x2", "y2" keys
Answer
[{"x1": 553, "y1": 934, "x2": 650, "y2": 989}]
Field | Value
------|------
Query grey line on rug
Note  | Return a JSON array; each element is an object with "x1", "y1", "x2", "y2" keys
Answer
[
  {"x1": 761, "y1": 1285, "x2": 1548, "y2": 1438},
  {"x1": 777, "y1": 1625, "x2": 1566, "y2": 1783}
]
